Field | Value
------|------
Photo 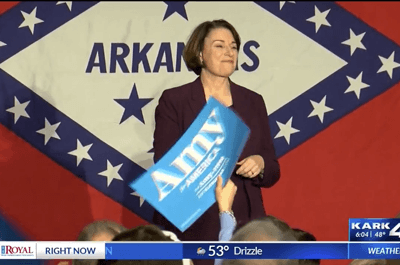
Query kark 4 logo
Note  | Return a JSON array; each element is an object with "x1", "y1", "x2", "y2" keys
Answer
[{"x1": 351, "y1": 222, "x2": 400, "y2": 238}]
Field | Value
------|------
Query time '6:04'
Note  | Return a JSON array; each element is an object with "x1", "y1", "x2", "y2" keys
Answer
[{"x1": 355, "y1": 232, "x2": 370, "y2": 237}]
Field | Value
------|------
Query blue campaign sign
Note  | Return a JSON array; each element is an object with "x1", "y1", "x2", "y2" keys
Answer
[{"x1": 129, "y1": 97, "x2": 250, "y2": 232}]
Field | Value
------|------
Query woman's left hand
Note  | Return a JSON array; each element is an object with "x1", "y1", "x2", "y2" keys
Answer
[{"x1": 236, "y1": 155, "x2": 264, "y2": 178}]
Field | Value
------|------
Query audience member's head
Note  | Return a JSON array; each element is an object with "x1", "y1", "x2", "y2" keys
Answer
[
  {"x1": 292, "y1": 228, "x2": 320, "y2": 265},
  {"x1": 231, "y1": 215, "x2": 296, "y2": 242},
  {"x1": 97, "y1": 225, "x2": 188, "y2": 265},
  {"x1": 349, "y1": 260, "x2": 387, "y2": 265},
  {"x1": 386, "y1": 259, "x2": 400, "y2": 265},
  {"x1": 223, "y1": 216, "x2": 298, "y2": 265},
  {"x1": 292, "y1": 228, "x2": 316, "y2": 242},
  {"x1": 77, "y1": 220, "x2": 127, "y2": 242},
  {"x1": 111, "y1": 224, "x2": 174, "y2": 242},
  {"x1": 73, "y1": 220, "x2": 127, "y2": 265}
]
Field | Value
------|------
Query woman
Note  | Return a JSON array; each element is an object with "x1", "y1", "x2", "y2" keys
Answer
[{"x1": 152, "y1": 18, "x2": 280, "y2": 253}]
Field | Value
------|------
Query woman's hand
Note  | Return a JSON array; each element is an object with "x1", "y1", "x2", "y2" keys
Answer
[{"x1": 236, "y1": 155, "x2": 264, "y2": 178}]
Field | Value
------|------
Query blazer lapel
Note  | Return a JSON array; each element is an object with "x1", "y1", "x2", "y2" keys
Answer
[
  {"x1": 229, "y1": 79, "x2": 249, "y2": 120},
  {"x1": 189, "y1": 77, "x2": 207, "y2": 116}
]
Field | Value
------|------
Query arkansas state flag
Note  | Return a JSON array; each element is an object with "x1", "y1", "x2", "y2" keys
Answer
[{"x1": 0, "y1": 2, "x2": 400, "y2": 265}]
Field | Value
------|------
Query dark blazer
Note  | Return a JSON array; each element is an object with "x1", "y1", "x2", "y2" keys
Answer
[{"x1": 152, "y1": 77, "x2": 280, "y2": 242}]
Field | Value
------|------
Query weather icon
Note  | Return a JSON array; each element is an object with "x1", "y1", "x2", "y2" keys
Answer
[{"x1": 197, "y1": 247, "x2": 206, "y2": 255}]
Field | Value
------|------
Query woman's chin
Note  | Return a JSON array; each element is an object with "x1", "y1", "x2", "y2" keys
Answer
[{"x1": 218, "y1": 69, "x2": 236, "y2": 78}]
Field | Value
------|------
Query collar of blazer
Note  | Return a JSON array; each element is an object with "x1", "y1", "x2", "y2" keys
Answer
[{"x1": 188, "y1": 76, "x2": 250, "y2": 120}]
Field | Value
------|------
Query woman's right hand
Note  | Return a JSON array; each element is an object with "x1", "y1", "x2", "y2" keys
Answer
[{"x1": 215, "y1": 176, "x2": 237, "y2": 212}]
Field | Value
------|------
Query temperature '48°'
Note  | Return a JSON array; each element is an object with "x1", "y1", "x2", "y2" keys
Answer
[{"x1": 375, "y1": 232, "x2": 387, "y2": 237}]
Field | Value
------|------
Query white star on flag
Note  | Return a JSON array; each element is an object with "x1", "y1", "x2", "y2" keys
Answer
[
  {"x1": 0, "y1": 41, "x2": 6, "y2": 47},
  {"x1": 308, "y1": 96, "x2": 333, "y2": 123},
  {"x1": 68, "y1": 139, "x2": 93, "y2": 166},
  {"x1": 274, "y1": 117, "x2": 300, "y2": 145},
  {"x1": 18, "y1": 7, "x2": 44, "y2": 35},
  {"x1": 56, "y1": 1, "x2": 73, "y2": 11},
  {"x1": 377, "y1": 51, "x2": 400, "y2": 79},
  {"x1": 36, "y1": 118, "x2": 61, "y2": 145},
  {"x1": 345, "y1": 71, "x2": 370, "y2": 99},
  {"x1": 306, "y1": 6, "x2": 331, "y2": 33},
  {"x1": 98, "y1": 160, "x2": 123, "y2": 187},
  {"x1": 131, "y1": 192, "x2": 145, "y2": 207},
  {"x1": 6, "y1": 97, "x2": 30, "y2": 124},
  {"x1": 279, "y1": 1, "x2": 295, "y2": 10},
  {"x1": 342, "y1": 29, "x2": 366, "y2": 56}
]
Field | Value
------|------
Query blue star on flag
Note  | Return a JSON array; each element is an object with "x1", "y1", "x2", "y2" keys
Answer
[
  {"x1": 163, "y1": 1, "x2": 188, "y2": 21},
  {"x1": 114, "y1": 84, "x2": 153, "y2": 124}
]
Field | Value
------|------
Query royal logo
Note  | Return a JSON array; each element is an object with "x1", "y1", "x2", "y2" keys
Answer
[{"x1": 1, "y1": 245, "x2": 34, "y2": 256}]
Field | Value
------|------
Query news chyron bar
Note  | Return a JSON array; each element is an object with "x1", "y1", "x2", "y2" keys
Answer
[{"x1": 1, "y1": 219, "x2": 400, "y2": 260}]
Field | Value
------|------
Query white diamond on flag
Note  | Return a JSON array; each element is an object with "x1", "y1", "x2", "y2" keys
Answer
[{"x1": 0, "y1": 2, "x2": 346, "y2": 170}]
